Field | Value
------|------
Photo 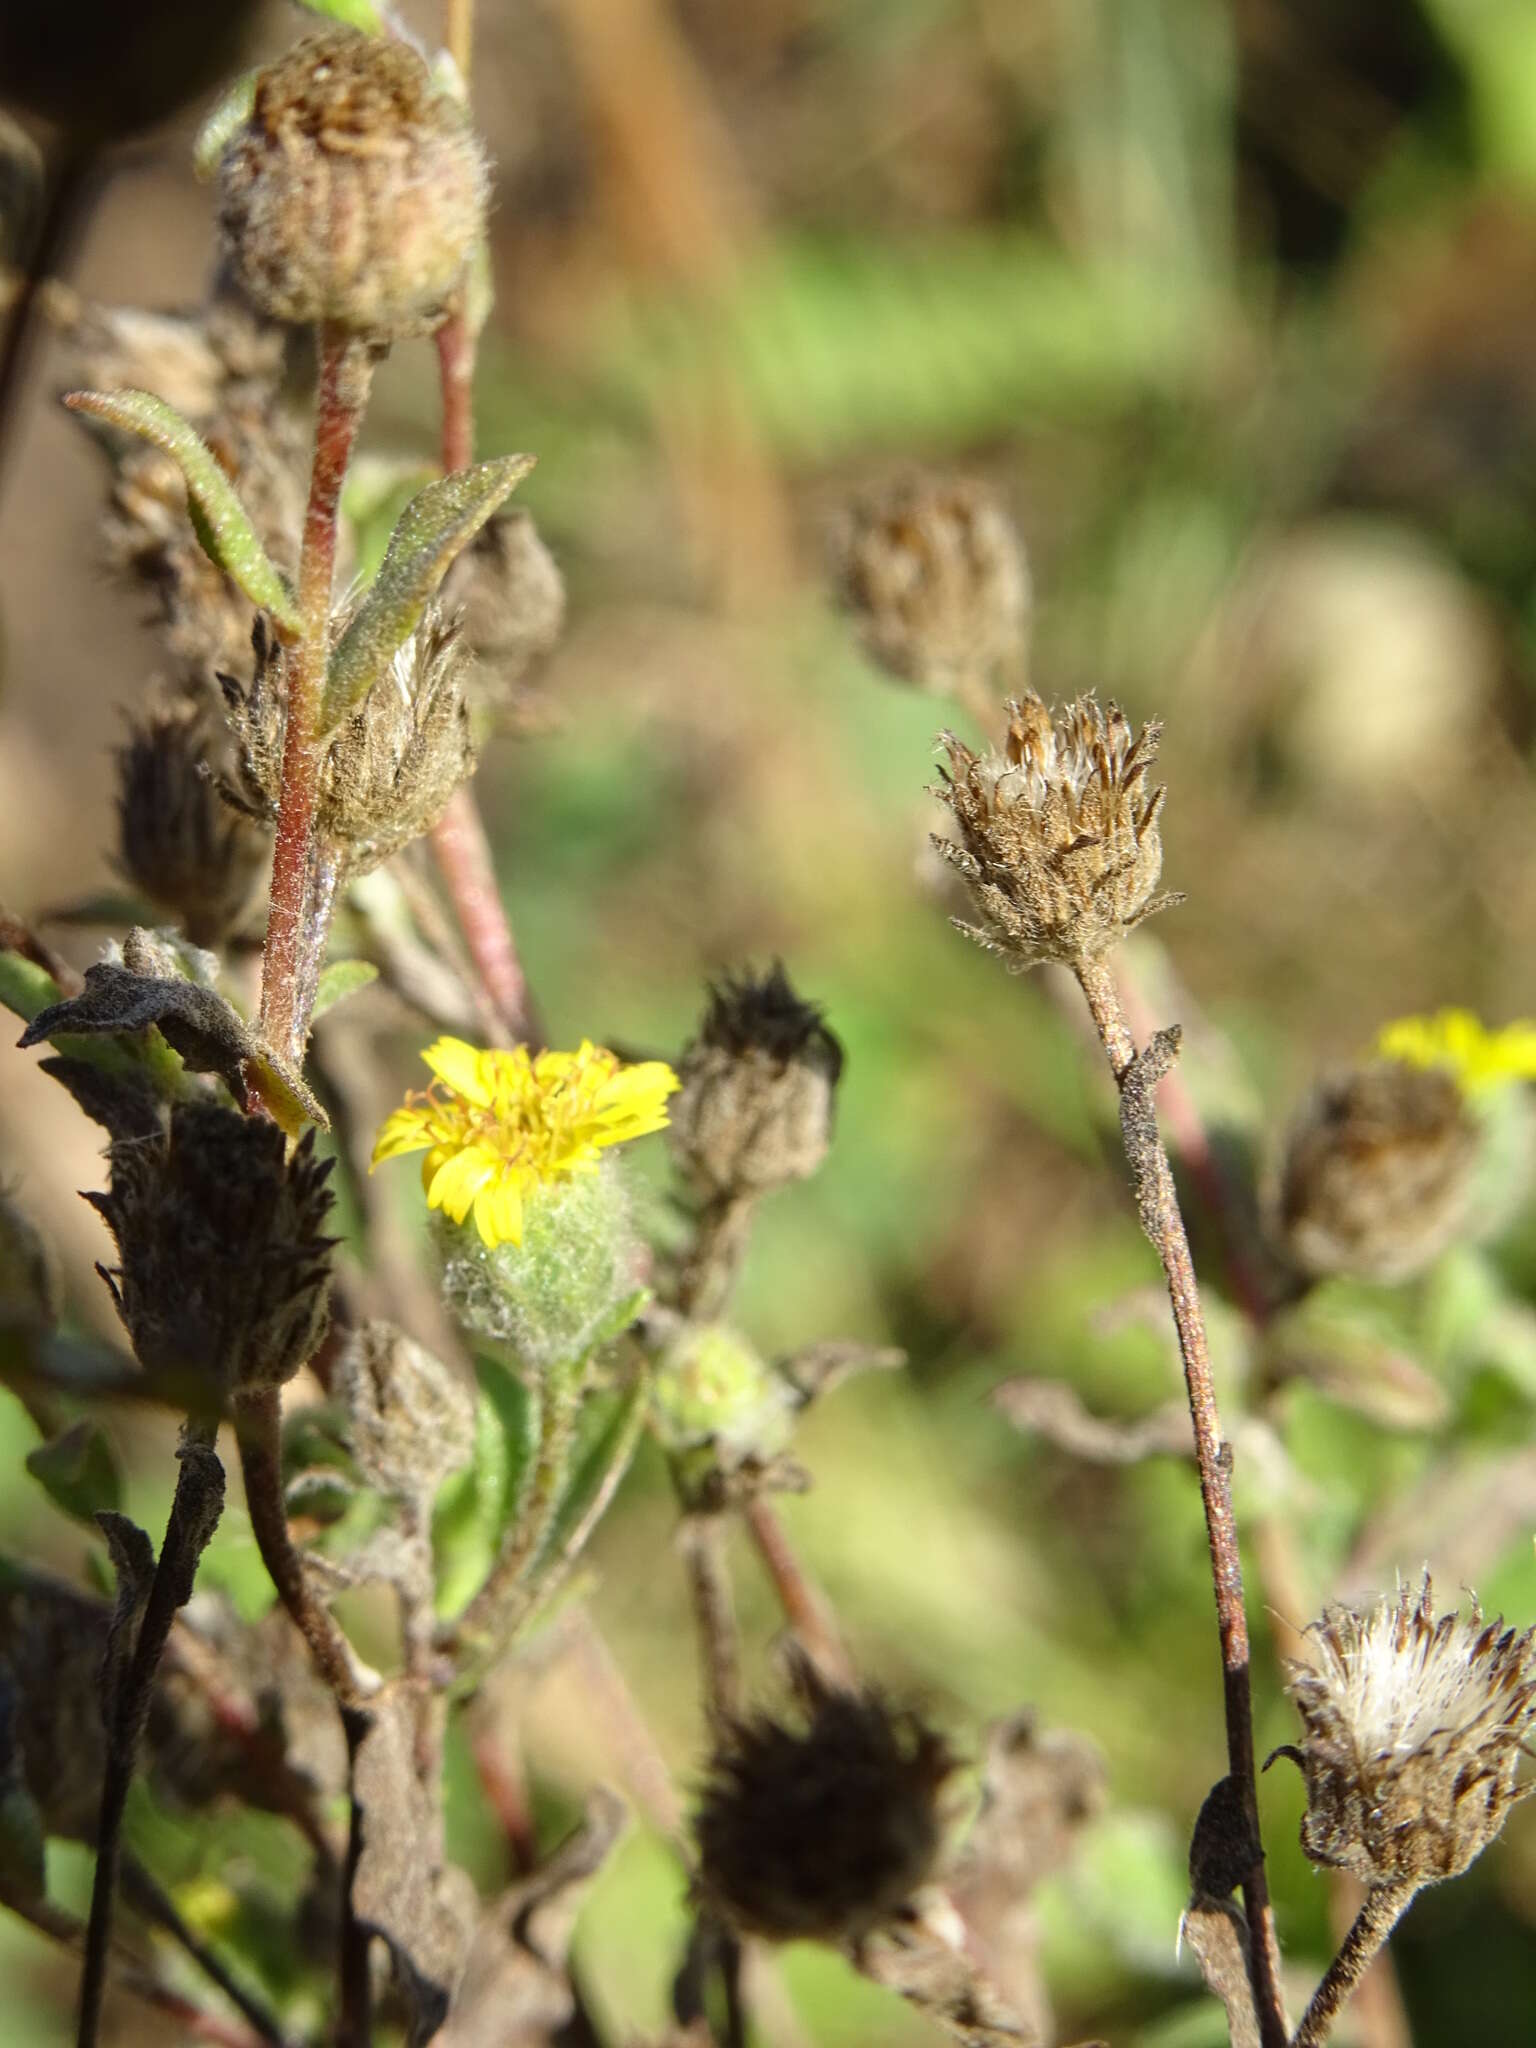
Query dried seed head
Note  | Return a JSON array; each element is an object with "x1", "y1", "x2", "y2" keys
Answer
[
  {"x1": 695, "y1": 1660, "x2": 956, "y2": 1943},
  {"x1": 89, "y1": 1101, "x2": 335, "y2": 1394},
  {"x1": 336, "y1": 1321, "x2": 475, "y2": 1506},
  {"x1": 439, "y1": 506, "x2": 566, "y2": 734},
  {"x1": 931, "y1": 691, "x2": 1179, "y2": 972},
  {"x1": 669, "y1": 964, "x2": 844, "y2": 1200},
  {"x1": 115, "y1": 699, "x2": 269, "y2": 946},
  {"x1": 836, "y1": 474, "x2": 1030, "y2": 696},
  {"x1": 223, "y1": 607, "x2": 477, "y2": 875},
  {"x1": 1275, "y1": 1061, "x2": 1479, "y2": 1283},
  {"x1": 218, "y1": 31, "x2": 488, "y2": 341},
  {"x1": 1282, "y1": 1576, "x2": 1536, "y2": 1887}
]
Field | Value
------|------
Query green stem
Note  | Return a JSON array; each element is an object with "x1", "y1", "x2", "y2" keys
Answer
[
  {"x1": 452, "y1": 1363, "x2": 583, "y2": 1650},
  {"x1": 257, "y1": 325, "x2": 373, "y2": 1072}
]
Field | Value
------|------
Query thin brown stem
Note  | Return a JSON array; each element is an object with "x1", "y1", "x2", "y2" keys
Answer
[
  {"x1": 1293, "y1": 1883, "x2": 1418, "y2": 2048},
  {"x1": 1073, "y1": 955, "x2": 1287, "y2": 2048},
  {"x1": 337, "y1": 1707, "x2": 374, "y2": 2048},
  {"x1": 258, "y1": 325, "x2": 373, "y2": 1071},
  {"x1": 741, "y1": 1496, "x2": 854, "y2": 1688},
  {"x1": 120, "y1": 1856, "x2": 290, "y2": 2048},
  {"x1": 428, "y1": 787, "x2": 541, "y2": 1045},
  {"x1": 78, "y1": 1426, "x2": 225, "y2": 2048},
  {"x1": 680, "y1": 1511, "x2": 743, "y2": 1726},
  {"x1": 675, "y1": 1192, "x2": 758, "y2": 1320},
  {"x1": 234, "y1": 1388, "x2": 380, "y2": 1708},
  {"x1": 443, "y1": 0, "x2": 476, "y2": 88}
]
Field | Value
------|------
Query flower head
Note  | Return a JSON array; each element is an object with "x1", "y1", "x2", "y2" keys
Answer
[
  {"x1": 1376, "y1": 1009, "x2": 1536, "y2": 1098},
  {"x1": 1274, "y1": 1060, "x2": 1478, "y2": 1282},
  {"x1": 372, "y1": 1036, "x2": 678, "y2": 1249},
  {"x1": 932, "y1": 692, "x2": 1180, "y2": 972},
  {"x1": 695, "y1": 1658, "x2": 957, "y2": 1943},
  {"x1": 1280, "y1": 1576, "x2": 1536, "y2": 1887}
]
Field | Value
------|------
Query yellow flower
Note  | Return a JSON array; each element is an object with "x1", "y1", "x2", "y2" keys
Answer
[
  {"x1": 1375, "y1": 1009, "x2": 1536, "y2": 1098},
  {"x1": 372, "y1": 1036, "x2": 679, "y2": 1248}
]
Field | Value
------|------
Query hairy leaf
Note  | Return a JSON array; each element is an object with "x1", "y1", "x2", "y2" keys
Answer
[
  {"x1": 321, "y1": 454, "x2": 535, "y2": 732},
  {"x1": 64, "y1": 389, "x2": 300, "y2": 635}
]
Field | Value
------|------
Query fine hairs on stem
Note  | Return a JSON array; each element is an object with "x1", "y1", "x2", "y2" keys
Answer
[
  {"x1": 1073, "y1": 956, "x2": 1288, "y2": 2048},
  {"x1": 1293, "y1": 1885, "x2": 1418, "y2": 2048}
]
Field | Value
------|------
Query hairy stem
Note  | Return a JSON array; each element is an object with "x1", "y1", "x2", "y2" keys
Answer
[
  {"x1": 234, "y1": 1387, "x2": 379, "y2": 1708},
  {"x1": 1293, "y1": 1884, "x2": 1418, "y2": 2048},
  {"x1": 77, "y1": 1425, "x2": 225, "y2": 2048},
  {"x1": 429, "y1": 787, "x2": 541, "y2": 1045},
  {"x1": 680, "y1": 1511, "x2": 743, "y2": 1726},
  {"x1": 452, "y1": 1363, "x2": 583, "y2": 1650},
  {"x1": 1073, "y1": 956, "x2": 1287, "y2": 2048},
  {"x1": 258, "y1": 325, "x2": 373, "y2": 1071},
  {"x1": 742, "y1": 1496, "x2": 853, "y2": 1688},
  {"x1": 675, "y1": 1191, "x2": 758, "y2": 1320}
]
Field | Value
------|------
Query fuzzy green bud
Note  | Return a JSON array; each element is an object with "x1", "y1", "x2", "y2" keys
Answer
[{"x1": 652, "y1": 1322, "x2": 795, "y2": 1468}]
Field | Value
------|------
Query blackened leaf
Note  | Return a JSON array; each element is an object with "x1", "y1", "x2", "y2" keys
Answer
[{"x1": 25, "y1": 1420, "x2": 122, "y2": 1525}]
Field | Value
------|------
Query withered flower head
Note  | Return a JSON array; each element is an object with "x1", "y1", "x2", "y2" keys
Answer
[
  {"x1": 931, "y1": 691, "x2": 1179, "y2": 972},
  {"x1": 90, "y1": 1101, "x2": 335, "y2": 1394},
  {"x1": 115, "y1": 699, "x2": 269, "y2": 947},
  {"x1": 223, "y1": 606, "x2": 477, "y2": 875},
  {"x1": 336, "y1": 1321, "x2": 475, "y2": 1506},
  {"x1": 218, "y1": 30, "x2": 487, "y2": 341},
  {"x1": 1275, "y1": 1061, "x2": 1479, "y2": 1283},
  {"x1": 836, "y1": 474, "x2": 1029, "y2": 696},
  {"x1": 669, "y1": 963, "x2": 844, "y2": 1200},
  {"x1": 695, "y1": 1660, "x2": 956, "y2": 1943},
  {"x1": 439, "y1": 506, "x2": 566, "y2": 734},
  {"x1": 1282, "y1": 1576, "x2": 1536, "y2": 1887}
]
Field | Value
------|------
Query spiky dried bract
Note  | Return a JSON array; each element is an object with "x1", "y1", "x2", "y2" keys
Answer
[
  {"x1": 695, "y1": 1661, "x2": 955, "y2": 1944},
  {"x1": 669, "y1": 963, "x2": 844, "y2": 1198},
  {"x1": 218, "y1": 31, "x2": 487, "y2": 340},
  {"x1": 1285, "y1": 1577, "x2": 1536, "y2": 1886},
  {"x1": 89, "y1": 1101, "x2": 335, "y2": 1393},
  {"x1": 932, "y1": 692, "x2": 1178, "y2": 972},
  {"x1": 837, "y1": 474, "x2": 1029, "y2": 695},
  {"x1": 1276, "y1": 1061, "x2": 1479, "y2": 1282},
  {"x1": 115, "y1": 699, "x2": 269, "y2": 945},
  {"x1": 440, "y1": 506, "x2": 566, "y2": 733},
  {"x1": 223, "y1": 607, "x2": 478, "y2": 874}
]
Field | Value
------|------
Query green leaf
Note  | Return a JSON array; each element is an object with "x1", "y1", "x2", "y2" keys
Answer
[
  {"x1": 312, "y1": 959, "x2": 380, "y2": 1019},
  {"x1": 63, "y1": 390, "x2": 300, "y2": 636},
  {"x1": 433, "y1": 1354, "x2": 538, "y2": 1618},
  {"x1": 192, "y1": 69, "x2": 257, "y2": 181},
  {"x1": 320, "y1": 454, "x2": 535, "y2": 732},
  {"x1": 295, "y1": 0, "x2": 386, "y2": 30},
  {"x1": 25, "y1": 1419, "x2": 122, "y2": 1525},
  {"x1": 537, "y1": 1368, "x2": 648, "y2": 1582}
]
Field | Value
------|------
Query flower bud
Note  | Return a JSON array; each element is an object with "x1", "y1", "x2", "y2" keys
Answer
[
  {"x1": 223, "y1": 606, "x2": 477, "y2": 875},
  {"x1": 1274, "y1": 1061, "x2": 1479, "y2": 1283},
  {"x1": 836, "y1": 474, "x2": 1029, "y2": 696},
  {"x1": 1279, "y1": 1576, "x2": 1536, "y2": 1887},
  {"x1": 651, "y1": 1322, "x2": 795, "y2": 1467},
  {"x1": 439, "y1": 507, "x2": 566, "y2": 734},
  {"x1": 218, "y1": 31, "x2": 488, "y2": 341},
  {"x1": 115, "y1": 699, "x2": 269, "y2": 946},
  {"x1": 669, "y1": 964, "x2": 843, "y2": 1200},
  {"x1": 696, "y1": 1658, "x2": 956, "y2": 1943},
  {"x1": 932, "y1": 692, "x2": 1179, "y2": 972},
  {"x1": 89, "y1": 1101, "x2": 335, "y2": 1393}
]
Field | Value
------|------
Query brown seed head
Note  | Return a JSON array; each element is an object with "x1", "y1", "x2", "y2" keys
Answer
[
  {"x1": 932, "y1": 691, "x2": 1178, "y2": 971},
  {"x1": 115, "y1": 699, "x2": 270, "y2": 946},
  {"x1": 219, "y1": 31, "x2": 487, "y2": 340},
  {"x1": 669, "y1": 964, "x2": 844, "y2": 1200},
  {"x1": 1282, "y1": 1575, "x2": 1536, "y2": 1887},
  {"x1": 88, "y1": 1101, "x2": 335, "y2": 1394},
  {"x1": 695, "y1": 1660, "x2": 956, "y2": 1943},
  {"x1": 336, "y1": 1320, "x2": 476, "y2": 1507},
  {"x1": 223, "y1": 606, "x2": 477, "y2": 875},
  {"x1": 439, "y1": 506, "x2": 566, "y2": 734},
  {"x1": 836, "y1": 474, "x2": 1029, "y2": 696},
  {"x1": 1275, "y1": 1061, "x2": 1479, "y2": 1283}
]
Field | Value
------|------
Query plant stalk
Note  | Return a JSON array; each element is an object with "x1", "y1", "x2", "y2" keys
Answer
[
  {"x1": 1293, "y1": 1884, "x2": 1418, "y2": 2048},
  {"x1": 680, "y1": 1510, "x2": 743, "y2": 1726},
  {"x1": 742, "y1": 1496, "x2": 853, "y2": 1688},
  {"x1": 451, "y1": 1362, "x2": 584, "y2": 1650},
  {"x1": 258, "y1": 324, "x2": 372, "y2": 1071},
  {"x1": 1073, "y1": 955, "x2": 1287, "y2": 2048},
  {"x1": 77, "y1": 1424, "x2": 225, "y2": 2048}
]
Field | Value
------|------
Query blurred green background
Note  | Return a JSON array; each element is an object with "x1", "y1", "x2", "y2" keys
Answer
[{"x1": 6, "y1": 0, "x2": 1536, "y2": 2041}]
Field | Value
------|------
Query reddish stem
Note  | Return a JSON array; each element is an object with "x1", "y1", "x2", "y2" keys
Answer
[
  {"x1": 742, "y1": 1497, "x2": 853, "y2": 1688},
  {"x1": 429, "y1": 786, "x2": 540, "y2": 1045},
  {"x1": 1074, "y1": 957, "x2": 1287, "y2": 2048},
  {"x1": 258, "y1": 326, "x2": 372, "y2": 1070},
  {"x1": 436, "y1": 311, "x2": 475, "y2": 475}
]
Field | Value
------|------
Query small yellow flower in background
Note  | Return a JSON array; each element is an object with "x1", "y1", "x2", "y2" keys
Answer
[
  {"x1": 1376, "y1": 1009, "x2": 1536, "y2": 1098},
  {"x1": 372, "y1": 1037, "x2": 679, "y2": 1249}
]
